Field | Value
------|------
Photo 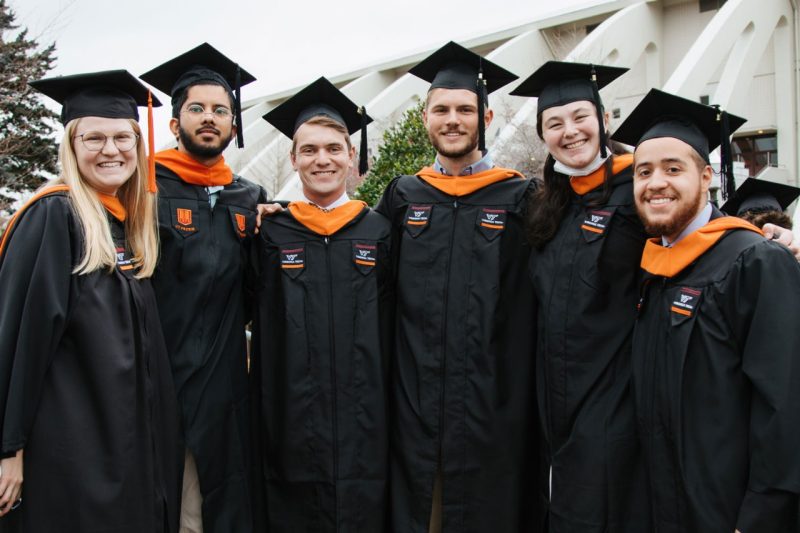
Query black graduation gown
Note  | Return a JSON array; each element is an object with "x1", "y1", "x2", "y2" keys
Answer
[
  {"x1": 252, "y1": 204, "x2": 393, "y2": 532},
  {"x1": 152, "y1": 164, "x2": 266, "y2": 532},
  {"x1": 527, "y1": 166, "x2": 651, "y2": 532},
  {"x1": 0, "y1": 192, "x2": 181, "y2": 533},
  {"x1": 376, "y1": 173, "x2": 542, "y2": 532},
  {"x1": 633, "y1": 209, "x2": 800, "y2": 533}
]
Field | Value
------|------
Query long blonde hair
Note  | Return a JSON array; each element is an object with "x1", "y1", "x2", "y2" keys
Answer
[{"x1": 46, "y1": 118, "x2": 159, "y2": 278}]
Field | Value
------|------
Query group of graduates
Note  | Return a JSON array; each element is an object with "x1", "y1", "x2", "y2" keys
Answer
[{"x1": 0, "y1": 37, "x2": 799, "y2": 533}]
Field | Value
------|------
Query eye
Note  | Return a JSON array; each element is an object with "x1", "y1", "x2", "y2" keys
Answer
[
  {"x1": 635, "y1": 168, "x2": 651, "y2": 178},
  {"x1": 186, "y1": 104, "x2": 204, "y2": 114},
  {"x1": 83, "y1": 133, "x2": 105, "y2": 143},
  {"x1": 329, "y1": 145, "x2": 343, "y2": 154},
  {"x1": 213, "y1": 107, "x2": 231, "y2": 118}
]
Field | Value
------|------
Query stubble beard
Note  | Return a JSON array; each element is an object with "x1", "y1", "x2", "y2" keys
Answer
[
  {"x1": 178, "y1": 123, "x2": 234, "y2": 159},
  {"x1": 428, "y1": 128, "x2": 479, "y2": 160}
]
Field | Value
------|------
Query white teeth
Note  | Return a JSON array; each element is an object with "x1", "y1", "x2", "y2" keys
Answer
[
  {"x1": 649, "y1": 198, "x2": 673, "y2": 205},
  {"x1": 98, "y1": 162, "x2": 122, "y2": 168},
  {"x1": 564, "y1": 140, "x2": 586, "y2": 149}
]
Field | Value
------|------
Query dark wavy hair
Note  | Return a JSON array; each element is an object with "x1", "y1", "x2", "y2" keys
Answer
[{"x1": 526, "y1": 107, "x2": 626, "y2": 249}]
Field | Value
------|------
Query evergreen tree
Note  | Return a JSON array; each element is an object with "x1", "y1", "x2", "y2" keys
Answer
[
  {"x1": 355, "y1": 101, "x2": 435, "y2": 206},
  {"x1": 0, "y1": 0, "x2": 58, "y2": 215}
]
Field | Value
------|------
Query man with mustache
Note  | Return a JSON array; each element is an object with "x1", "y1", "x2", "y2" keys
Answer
[
  {"x1": 141, "y1": 43, "x2": 266, "y2": 533},
  {"x1": 614, "y1": 89, "x2": 800, "y2": 533},
  {"x1": 376, "y1": 42, "x2": 543, "y2": 532}
]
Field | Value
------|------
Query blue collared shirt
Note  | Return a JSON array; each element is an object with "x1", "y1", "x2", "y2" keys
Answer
[
  {"x1": 433, "y1": 152, "x2": 494, "y2": 176},
  {"x1": 662, "y1": 202, "x2": 712, "y2": 247}
]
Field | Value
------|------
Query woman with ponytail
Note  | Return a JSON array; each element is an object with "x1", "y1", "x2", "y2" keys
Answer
[
  {"x1": 0, "y1": 71, "x2": 180, "y2": 532},
  {"x1": 510, "y1": 62, "x2": 651, "y2": 532}
]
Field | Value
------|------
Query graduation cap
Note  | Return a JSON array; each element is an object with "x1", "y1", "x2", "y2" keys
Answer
[
  {"x1": 263, "y1": 77, "x2": 373, "y2": 176},
  {"x1": 409, "y1": 41, "x2": 519, "y2": 153},
  {"x1": 140, "y1": 43, "x2": 257, "y2": 148},
  {"x1": 29, "y1": 69, "x2": 161, "y2": 192},
  {"x1": 612, "y1": 88, "x2": 747, "y2": 201},
  {"x1": 720, "y1": 177, "x2": 800, "y2": 216},
  {"x1": 510, "y1": 61, "x2": 628, "y2": 159}
]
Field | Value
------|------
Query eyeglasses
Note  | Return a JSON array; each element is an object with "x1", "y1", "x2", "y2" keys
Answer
[
  {"x1": 73, "y1": 131, "x2": 139, "y2": 152},
  {"x1": 181, "y1": 104, "x2": 233, "y2": 120}
]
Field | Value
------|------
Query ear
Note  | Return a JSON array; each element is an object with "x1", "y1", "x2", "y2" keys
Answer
[
  {"x1": 169, "y1": 117, "x2": 180, "y2": 142},
  {"x1": 349, "y1": 144, "x2": 357, "y2": 166},
  {"x1": 289, "y1": 150, "x2": 298, "y2": 171},
  {"x1": 484, "y1": 108, "x2": 494, "y2": 129},
  {"x1": 422, "y1": 107, "x2": 429, "y2": 128},
  {"x1": 603, "y1": 110, "x2": 611, "y2": 133},
  {"x1": 700, "y1": 164, "x2": 713, "y2": 194}
]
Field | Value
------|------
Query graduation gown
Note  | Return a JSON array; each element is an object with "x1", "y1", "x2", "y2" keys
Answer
[
  {"x1": 633, "y1": 208, "x2": 800, "y2": 533},
  {"x1": 253, "y1": 201, "x2": 393, "y2": 532},
  {"x1": 527, "y1": 156, "x2": 651, "y2": 532},
  {"x1": 376, "y1": 167, "x2": 542, "y2": 532},
  {"x1": 152, "y1": 160, "x2": 266, "y2": 532},
  {"x1": 0, "y1": 190, "x2": 181, "y2": 532}
]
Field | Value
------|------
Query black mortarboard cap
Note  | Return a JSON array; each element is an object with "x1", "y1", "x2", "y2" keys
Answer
[
  {"x1": 612, "y1": 89, "x2": 747, "y2": 200},
  {"x1": 511, "y1": 61, "x2": 628, "y2": 158},
  {"x1": 263, "y1": 77, "x2": 374, "y2": 176},
  {"x1": 29, "y1": 69, "x2": 161, "y2": 125},
  {"x1": 721, "y1": 177, "x2": 800, "y2": 216},
  {"x1": 140, "y1": 43, "x2": 256, "y2": 148},
  {"x1": 409, "y1": 41, "x2": 518, "y2": 152},
  {"x1": 30, "y1": 69, "x2": 161, "y2": 192}
]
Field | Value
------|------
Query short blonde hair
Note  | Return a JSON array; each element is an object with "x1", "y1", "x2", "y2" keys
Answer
[
  {"x1": 49, "y1": 118, "x2": 159, "y2": 278},
  {"x1": 291, "y1": 116, "x2": 352, "y2": 154}
]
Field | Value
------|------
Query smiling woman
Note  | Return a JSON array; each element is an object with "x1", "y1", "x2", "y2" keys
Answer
[{"x1": 0, "y1": 70, "x2": 181, "y2": 532}]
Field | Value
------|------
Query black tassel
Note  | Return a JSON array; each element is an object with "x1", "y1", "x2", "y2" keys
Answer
[
  {"x1": 716, "y1": 106, "x2": 735, "y2": 201},
  {"x1": 235, "y1": 64, "x2": 244, "y2": 149},
  {"x1": 590, "y1": 65, "x2": 607, "y2": 159},
  {"x1": 359, "y1": 106, "x2": 369, "y2": 176},
  {"x1": 477, "y1": 69, "x2": 486, "y2": 154}
]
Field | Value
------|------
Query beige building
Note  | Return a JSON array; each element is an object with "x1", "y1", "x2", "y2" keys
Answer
[{"x1": 224, "y1": 0, "x2": 800, "y2": 229}]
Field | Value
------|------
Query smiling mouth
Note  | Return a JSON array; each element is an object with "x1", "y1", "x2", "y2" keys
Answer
[
  {"x1": 197, "y1": 129, "x2": 219, "y2": 136},
  {"x1": 313, "y1": 170, "x2": 336, "y2": 177},
  {"x1": 97, "y1": 162, "x2": 124, "y2": 168},
  {"x1": 647, "y1": 197, "x2": 675, "y2": 205},
  {"x1": 563, "y1": 139, "x2": 587, "y2": 149}
]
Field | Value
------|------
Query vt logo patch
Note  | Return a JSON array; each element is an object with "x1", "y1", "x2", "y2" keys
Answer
[
  {"x1": 173, "y1": 206, "x2": 198, "y2": 236},
  {"x1": 353, "y1": 242, "x2": 377, "y2": 274},
  {"x1": 236, "y1": 213, "x2": 246, "y2": 232},
  {"x1": 281, "y1": 247, "x2": 305, "y2": 269},
  {"x1": 115, "y1": 245, "x2": 135, "y2": 275},
  {"x1": 477, "y1": 208, "x2": 506, "y2": 241},
  {"x1": 581, "y1": 209, "x2": 612, "y2": 234},
  {"x1": 177, "y1": 208, "x2": 192, "y2": 226},
  {"x1": 404, "y1": 204, "x2": 433, "y2": 237},
  {"x1": 671, "y1": 287, "x2": 701, "y2": 317}
]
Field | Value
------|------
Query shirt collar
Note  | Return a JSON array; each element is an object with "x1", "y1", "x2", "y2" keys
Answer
[
  {"x1": 662, "y1": 202, "x2": 712, "y2": 247},
  {"x1": 434, "y1": 152, "x2": 494, "y2": 176},
  {"x1": 302, "y1": 190, "x2": 350, "y2": 211}
]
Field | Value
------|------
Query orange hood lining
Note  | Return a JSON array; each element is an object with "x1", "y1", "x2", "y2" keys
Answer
[{"x1": 416, "y1": 166, "x2": 524, "y2": 197}]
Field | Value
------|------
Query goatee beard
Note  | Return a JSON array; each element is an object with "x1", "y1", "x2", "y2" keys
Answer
[
  {"x1": 178, "y1": 125, "x2": 233, "y2": 159},
  {"x1": 428, "y1": 129, "x2": 479, "y2": 160}
]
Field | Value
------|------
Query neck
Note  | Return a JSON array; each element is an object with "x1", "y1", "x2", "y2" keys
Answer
[
  {"x1": 178, "y1": 145, "x2": 223, "y2": 167},
  {"x1": 664, "y1": 201, "x2": 710, "y2": 244},
  {"x1": 304, "y1": 187, "x2": 346, "y2": 209},
  {"x1": 437, "y1": 149, "x2": 483, "y2": 176}
]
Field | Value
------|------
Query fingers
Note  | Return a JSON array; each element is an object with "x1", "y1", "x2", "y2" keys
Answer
[
  {"x1": 255, "y1": 203, "x2": 284, "y2": 234},
  {"x1": 0, "y1": 480, "x2": 21, "y2": 515}
]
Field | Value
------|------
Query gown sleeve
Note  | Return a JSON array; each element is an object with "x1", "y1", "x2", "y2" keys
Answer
[
  {"x1": 0, "y1": 195, "x2": 75, "y2": 456},
  {"x1": 726, "y1": 241, "x2": 800, "y2": 532}
]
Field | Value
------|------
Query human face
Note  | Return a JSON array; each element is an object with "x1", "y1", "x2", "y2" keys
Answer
[
  {"x1": 73, "y1": 117, "x2": 138, "y2": 195},
  {"x1": 423, "y1": 88, "x2": 492, "y2": 163},
  {"x1": 541, "y1": 100, "x2": 607, "y2": 169},
  {"x1": 291, "y1": 123, "x2": 355, "y2": 207},
  {"x1": 633, "y1": 137, "x2": 712, "y2": 241},
  {"x1": 170, "y1": 84, "x2": 235, "y2": 161}
]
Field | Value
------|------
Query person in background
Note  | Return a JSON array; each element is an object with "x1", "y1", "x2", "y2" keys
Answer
[{"x1": 721, "y1": 176, "x2": 799, "y2": 230}]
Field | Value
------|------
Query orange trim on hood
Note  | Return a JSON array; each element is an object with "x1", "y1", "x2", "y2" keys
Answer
[
  {"x1": 416, "y1": 166, "x2": 524, "y2": 197},
  {"x1": 287, "y1": 200, "x2": 368, "y2": 236},
  {"x1": 640, "y1": 216, "x2": 763, "y2": 278},
  {"x1": 97, "y1": 192, "x2": 126, "y2": 222},
  {"x1": 155, "y1": 149, "x2": 233, "y2": 187},
  {"x1": 570, "y1": 153, "x2": 634, "y2": 195},
  {"x1": 0, "y1": 184, "x2": 71, "y2": 258}
]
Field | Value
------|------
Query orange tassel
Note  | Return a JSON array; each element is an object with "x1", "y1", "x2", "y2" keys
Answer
[{"x1": 147, "y1": 91, "x2": 157, "y2": 193}]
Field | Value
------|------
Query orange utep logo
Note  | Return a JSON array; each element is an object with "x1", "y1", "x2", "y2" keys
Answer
[
  {"x1": 177, "y1": 208, "x2": 192, "y2": 226},
  {"x1": 235, "y1": 213, "x2": 246, "y2": 233}
]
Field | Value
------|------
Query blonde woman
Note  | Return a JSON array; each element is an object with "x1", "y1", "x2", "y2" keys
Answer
[{"x1": 0, "y1": 71, "x2": 180, "y2": 532}]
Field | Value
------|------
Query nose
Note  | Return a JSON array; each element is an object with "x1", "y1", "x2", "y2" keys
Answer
[
  {"x1": 315, "y1": 149, "x2": 332, "y2": 166},
  {"x1": 563, "y1": 119, "x2": 578, "y2": 138},
  {"x1": 445, "y1": 109, "x2": 460, "y2": 126},
  {"x1": 100, "y1": 136, "x2": 121, "y2": 155},
  {"x1": 646, "y1": 169, "x2": 669, "y2": 191}
]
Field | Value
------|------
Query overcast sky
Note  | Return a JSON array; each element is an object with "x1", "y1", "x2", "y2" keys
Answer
[{"x1": 11, "y1": 0, "x2": 597, "y2": 144}]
